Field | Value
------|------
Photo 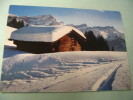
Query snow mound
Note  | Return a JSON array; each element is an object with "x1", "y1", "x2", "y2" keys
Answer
[
  {"x1": 5, "y1": 26, "x2": 17, "y2": 46},
  {"x1": 10, "y1": 26, "x2": 86, "y2": 42}
]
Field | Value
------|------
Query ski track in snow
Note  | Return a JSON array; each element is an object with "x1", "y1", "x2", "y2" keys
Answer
[{"x1": 0, "y1": 50, "x2": 131, "y2": 92}]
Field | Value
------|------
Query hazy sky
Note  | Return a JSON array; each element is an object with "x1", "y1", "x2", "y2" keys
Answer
[{"x1": 9, "y1": 5, "x2": 124, "y2": 32}]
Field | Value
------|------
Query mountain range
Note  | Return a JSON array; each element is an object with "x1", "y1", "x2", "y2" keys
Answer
[
  {"x1": 70, "y1": 24, "x2": 126, "y2": 51},
  {"x1": 8, "y1": 14, "x2": 64, "y2": 26},
  {"x1": 8, "y1": 14, "x2": 126, "y2": 51}
]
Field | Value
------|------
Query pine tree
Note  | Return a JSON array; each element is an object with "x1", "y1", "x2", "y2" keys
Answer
[
  {"x1": 7, "y1": 18, "x2": 17, "y2": 28},
  {"x1": 111, "y1": 47, "x2": 115, "y2": 51},
  {"x1": 7, "y1": 18, "x2": 25, "y2": 29},
  {"x1": 12, "y1": 18, "x2": 17, "y2": 28},
  {"x1": 17, "y1": 20, "x2": 21, "y2": 29},
  {"x1": 21, "y1": 20, "x2": 24, "y2": 28},
  {"x1": 97, "y1": 35, "x2": 110, "y2": 51},
  {"x1": 85, "y1": 31, "x2": 97, "y2": 51},
  {"x1": 84, "y1": 30, "x2": 110, "y2": 51}
]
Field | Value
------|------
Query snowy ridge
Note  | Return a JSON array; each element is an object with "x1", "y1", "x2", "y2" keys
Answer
[
  {"x1": 10, "y1": 26, "x2": 86, "y2": 42},
  {"x1": 73, "y1": 24, "x2": 124, "y2": 40}
]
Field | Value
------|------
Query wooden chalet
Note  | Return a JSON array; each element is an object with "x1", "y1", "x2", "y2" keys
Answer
[{"x1": 9, "y1": 26, "x2": 86, "y2": 53}]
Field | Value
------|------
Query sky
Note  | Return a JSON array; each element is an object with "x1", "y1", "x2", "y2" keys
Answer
[{"x1": 9, "y1": 5, "x2": 124, "y2": 32}]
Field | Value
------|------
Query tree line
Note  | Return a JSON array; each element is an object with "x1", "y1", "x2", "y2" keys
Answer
[
  {"x1": 7, "y1": 18, "x2": 25, "y2": 29},
  {"x1": 84, "y1": 31, "x2": 114, "y2": 51}
]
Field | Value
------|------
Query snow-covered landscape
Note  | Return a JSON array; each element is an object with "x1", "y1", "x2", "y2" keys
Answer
[
  {"x1": 0, "y1": 6, "x2": 132, "y2": 92},
  {"x1": 0, "y1": 26, "x2": 131, "y2": 92}
]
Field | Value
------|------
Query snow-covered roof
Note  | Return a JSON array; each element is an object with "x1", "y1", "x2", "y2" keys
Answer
[{"x1": 10, "y1": 26, "x2": 86, "y2": 42}]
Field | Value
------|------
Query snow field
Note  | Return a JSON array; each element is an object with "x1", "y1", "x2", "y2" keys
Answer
[{"x1": 0, "y1": 51, "x2": 131, "y2": 92}]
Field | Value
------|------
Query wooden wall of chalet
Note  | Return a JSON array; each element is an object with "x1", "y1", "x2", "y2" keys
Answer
[
  {"x1": 14, "y1": 40, "x2": 53, "y2": 53},
  {"x1": 58, "y1": 35, "x2": 81, "y2": 52},
  {"x1": 57, "y1": 30, "x2": 85, "y2": 52}
]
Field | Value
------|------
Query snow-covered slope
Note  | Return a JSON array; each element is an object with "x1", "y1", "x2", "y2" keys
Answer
[
  {"x1": 8, "y1": 14, "x2": 64, "y2": 26},
  {"x1": 5, "y1": 26, "x2": 17, "y2": 46},
  {"x1": 1, "y1": 50, "x2": 131, "y2": 92}
]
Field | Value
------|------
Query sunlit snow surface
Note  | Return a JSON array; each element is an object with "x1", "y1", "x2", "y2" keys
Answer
[{"x1": 1, "y1": 48, "x2": 131, "y2": 92}]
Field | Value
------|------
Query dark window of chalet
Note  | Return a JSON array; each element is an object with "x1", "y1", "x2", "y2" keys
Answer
[
  {"x1": 70, "y1": 47, "x2": 74, "y2": 51},
  {"x1": 71, "y1": 47, "x2": 74, "y2": 51}
]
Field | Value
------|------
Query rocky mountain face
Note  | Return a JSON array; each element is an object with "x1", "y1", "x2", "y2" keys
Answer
[{"x1": 8, "y1": 14, "x2": 64, "y2": 26}]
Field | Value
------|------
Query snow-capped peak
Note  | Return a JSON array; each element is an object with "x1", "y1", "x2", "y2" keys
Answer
[{"x1": 72, "y1": 24, "x2": 124, "y2": 41}]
